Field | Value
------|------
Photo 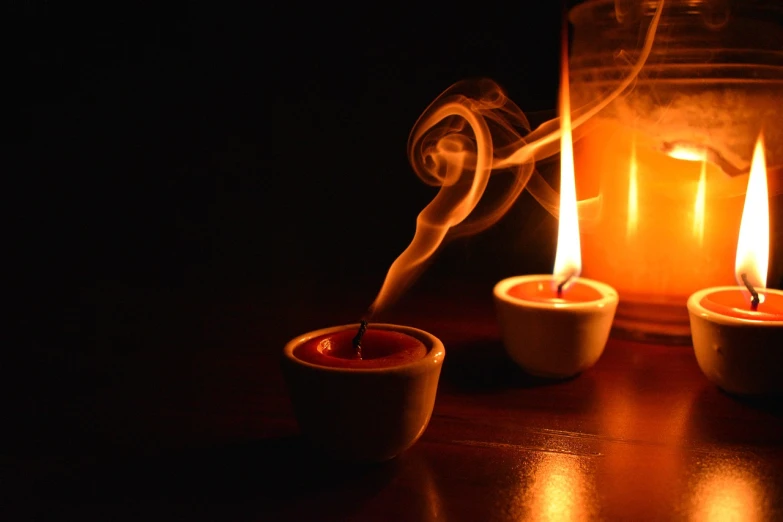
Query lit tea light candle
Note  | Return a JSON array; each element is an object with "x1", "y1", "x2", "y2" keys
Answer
[
  {"x1": 493, "y1": 43, "x2": 618, "y2": 379},
  {"x1": 687, "y1": 134, "x2": 783, "y2": 396},
  {"x1": 282, "y1": 323, "x2": 445, "y2": 462}
]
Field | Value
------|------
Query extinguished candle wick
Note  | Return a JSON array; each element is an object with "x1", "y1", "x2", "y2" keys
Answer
[
  {"x1": 740, "y1": 273, "x2": 760, "y2": 311},
  {"x1": 352, "y1": 320, "x2": 368, "y2": 359},
  {"x1": 557, "y1": 273, "x2": 576, "y2": 298}
]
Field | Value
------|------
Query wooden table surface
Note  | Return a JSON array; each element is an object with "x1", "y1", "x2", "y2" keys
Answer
[{"x1": 8, "y1": 276, "x2": 783, "y2": 521}]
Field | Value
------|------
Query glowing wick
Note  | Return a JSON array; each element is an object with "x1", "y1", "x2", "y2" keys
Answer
[
  {"x1": 740, "y1": 273, "x2": 760, "y2": 311},
  {"x1": 557, "y1": 273, "x2": 576, "y2": 298}
]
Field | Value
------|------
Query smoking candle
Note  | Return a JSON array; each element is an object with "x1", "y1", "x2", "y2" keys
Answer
[
  {"x1": 282, "y1": 323, "x2": 445, "y2": 462},
  {"x1": 494, "y1": 45, "x2": 618, "y2": 379},
  {"x1": 687, "y1": 134, "x2": 783, "y2": 396}
]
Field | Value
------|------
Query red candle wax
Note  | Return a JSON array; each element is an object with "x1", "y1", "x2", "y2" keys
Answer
[
  {"x1": 507, "y1": 279, "x2": 604, "y2": 304},
  {"x1": 294, "y1": 329, "x2": 427, "y2": 369},
  {"x1": 699, "y1": 289, "x2": 783, "y2": 321}
]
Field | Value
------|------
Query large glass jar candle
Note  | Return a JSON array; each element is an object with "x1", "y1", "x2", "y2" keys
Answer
[{"x1": 568, "y1": 0, "x2": 783, "y2": 343}]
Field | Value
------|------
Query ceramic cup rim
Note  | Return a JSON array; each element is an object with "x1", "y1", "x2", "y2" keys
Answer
[
  {"x1": 493, "y1": 274, "x2": 619, "y2": 311},
  {"x1": 283, "y1": 323, "x2": 446, "y2": 374},
  {"x1": 687, "y1": 286, "x2": 783, "y2": 327}
]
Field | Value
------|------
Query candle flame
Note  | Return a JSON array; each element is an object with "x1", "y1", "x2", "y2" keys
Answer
[
  {"x1": 626, "y1": 138, "x2": 639, "y2": 239},
  {"x1": 734, "y1": 134, "x2": 769, "y2": 290},
  {"x1": 552, "y1": 28, "x2": 581, "y2": 286},
  {"x1": 693, "y1": 159, "x2": 707, "y2": 245}
]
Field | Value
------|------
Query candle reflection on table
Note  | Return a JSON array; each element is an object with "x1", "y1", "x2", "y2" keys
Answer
[
  {"x1": 688, "y1": 456, "x2": 764, "y2": 522},
  {"x1": 525, "y1": 452, "x2": 595, "y2": 522}
]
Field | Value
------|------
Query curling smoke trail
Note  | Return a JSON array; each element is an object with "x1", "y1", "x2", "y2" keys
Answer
[{"x1": 367, "y1": 0, "x2": 667, "y2": 318}]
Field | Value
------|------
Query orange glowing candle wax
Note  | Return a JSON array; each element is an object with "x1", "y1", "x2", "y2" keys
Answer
[
  {"x1": 294, "y1": 329, "x2": 427, "y2": 369},
  {"x1": 576, "y1": 125, "x2": 741, "y2": 302},
  {"x1": 507, "y1": 279, "x2": 604, "y2": 304},
  {"x1": 699, "y1": 290, "x2": 783, "y2": 321}
]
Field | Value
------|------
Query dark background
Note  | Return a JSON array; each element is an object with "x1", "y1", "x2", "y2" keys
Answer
[
  {"x1": 7, "y1": 0, "x2": 570, "y2": 417},
  {"x1": 10, "y1": 2, "x2": 568, "y2": 357},
  {"x1": 11, "y1": 2, "x2": 566, "y2": 275}
]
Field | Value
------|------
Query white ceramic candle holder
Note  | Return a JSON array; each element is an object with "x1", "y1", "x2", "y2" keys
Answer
[
  {"x1": 281, "y1": 323, "x2": 445, "y2": 462},
  {"x1": 687, "y1": 287, "x2": 783, "y2": 396},
  {"x1": 493, "y1": 275, "x2": 619, "y2": 379}
]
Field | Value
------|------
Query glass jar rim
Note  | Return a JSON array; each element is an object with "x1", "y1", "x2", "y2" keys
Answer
[{"x1": 569, "y1": 0, "x2": 783, "y2": 25}]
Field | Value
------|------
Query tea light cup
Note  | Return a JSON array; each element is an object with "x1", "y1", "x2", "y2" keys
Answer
[
  {"x1": 281, "y1": 323, "x2": 445, "y2": 462},
  {"x1": 687, "y1": 287, "x2": 783, "y2": 396},
  {"x1": 494, "y1": 275, "x2": 618, "y2": 379}
]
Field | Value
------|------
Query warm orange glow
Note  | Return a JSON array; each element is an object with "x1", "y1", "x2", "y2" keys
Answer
[
  {"x1": 693, "y1": 160, "x2": 707, "y2": 245},
  {"x1": 626, "y1": 139, "x2": 639, "y2": 239},
  {"x1": 577, "y1": 122, "x2": 738, "y2": 312},
  {"x1": 735, "y1": 134, "x2": 769, "y2": 290},
  {"x1": 527, "y1": 453, "x2": 593, "y2": 522},
  {"x1": 553, "y1": 31, "x2": 581, "y2": 284},
  {"x1": 690, "y1": 458, "x2": 763, "y2": 522},
  {"x1": 664, "y1": 142, "x2": 709, "y2": 163}
]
